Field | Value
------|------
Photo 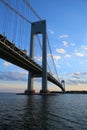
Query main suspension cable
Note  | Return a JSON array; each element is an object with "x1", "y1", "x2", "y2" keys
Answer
[
  {"x1": 0, "y1": 0, "x2": 32, "y2": 24},
  {"x1": 23, "y1": 0, "x2": 42, "y2": 21}
]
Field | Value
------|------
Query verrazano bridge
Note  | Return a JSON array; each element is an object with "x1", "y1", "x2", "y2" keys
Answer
[{"x1": 0, "y1": 0, "x2": 65, "y2": 94}]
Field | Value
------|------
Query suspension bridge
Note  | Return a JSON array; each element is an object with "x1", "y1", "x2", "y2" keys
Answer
[{"x1": 0, "y1": 0, "x2": 65, "y2": 94}]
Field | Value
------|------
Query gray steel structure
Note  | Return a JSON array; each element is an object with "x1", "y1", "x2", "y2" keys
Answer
[
  {"x1": 0, "y1": 21, "x2": 65, "y2": 93},
  {"x1": 28, "y1": 20, "x2": 47, "y2": 93}
]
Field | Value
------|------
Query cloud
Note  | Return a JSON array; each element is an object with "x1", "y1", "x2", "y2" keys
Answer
[
  {"x1": 47, "y1": 53, "x2": 61, "y2": 60},
  {"x1": 65, "y1": 54, "x2": 71, "y2": 58},
  {"x1": 59, "y1": 34, "x2": 69, "y2": 38},
  {"x1": 53, "y1": 55, "x2": 61, "y2": 60},
  {"x1": 75, "y1": 52, "x2": 85, "y2": 57},
  {"x1": 56, "y1": 48, "x2": 66, "y2": 54},
  {"x1": 71, "y1": 42, "x2": 75, "y2": 46},
  {"x1": 66, "y1": 79, "x2": 79, "y2": 85},
  {"x1": 3, "y1": 62, "x2": 11, "y2": 67},
  {"x1": 48, "y1": 29, "x2": 54, "y2": 35},
  {"x1": 72, "y1": 72, "x2": 87, "y2": 79},
  {"x1": 81, "y1": 45, "x2": 87, "y2": 50},
  {"x1": 35, "y1": 54, "x2": 61, "y2": 62},
  {"x1": 71, "y1": 72, "x2": 81, "y2": 79},
  {"x1": 62, "y1": 41, "x2": 68, "y2": 46},
  {"x1": 0, "y1": 71, "x2": 27, "y2": 81},
  {"x1": 65, "y1": 72, "x2": 87, "y2": 85},
  {"x1": 34, "y1": 56, "x2": 42, "y2": 62}
]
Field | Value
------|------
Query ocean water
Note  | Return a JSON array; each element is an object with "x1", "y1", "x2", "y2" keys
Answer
[{"x1": 0, "y1": 93, "x2": 87, "y2": 130}]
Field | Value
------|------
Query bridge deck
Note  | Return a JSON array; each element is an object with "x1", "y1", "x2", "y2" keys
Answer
[{"x1": 0, "y1": 34, "x2": 64, "y2": 91}]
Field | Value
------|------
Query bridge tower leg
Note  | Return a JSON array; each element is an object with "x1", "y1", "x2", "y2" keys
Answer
[{"x1": 25, "y1": 20, "x2": 49, "y2": 95}]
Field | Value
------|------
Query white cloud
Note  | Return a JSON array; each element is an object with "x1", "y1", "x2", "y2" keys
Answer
[
  {"x1": 72, "y1": 72, "x2": 81, "y2": 77},
  {"x1": 47, "y1": 53, "x2": 51, "y2": 57},
  {"x1": 48, "y1": 29, "x2": 54, "y2": 35},
  {"x1": 56, "y1": 48, "x2": 66, "y2": 54},
  {"x1": 59, "y1": 34, "x2": 69, "y2": 38},
  {"x1": 53, "y1": 55, "x2": 61, "y2": 60},
  {"x1": 47, "y1": 54, "x2": 61, "y2": 60},
  {"x1": 65, "y1": 54, "x2": 71, "y2": 58},
  {"x1": 3, "y1": 62, "x2": 11, "y2": 67},
  {"x1": 35, "y1": 56, "x2": 42, "y2": 61},
  {"x1": 35, "y1": 55, "x2": 61, "y2": 62},
  {"x1": 81, "y1": 45, "x2": 87, "y2": 50},
  {"x1": 62, "y1": 41, "x2": 68, "y2": 46},
  {"x1": 84, "y1": 47, "x2": 87, "y2": 50},
  {"x1": 71, "y1": 42, "x2": 75, "y2": 46},
  {"x1": 75, "y1": 52, "x2": 85, "y2": 57}
]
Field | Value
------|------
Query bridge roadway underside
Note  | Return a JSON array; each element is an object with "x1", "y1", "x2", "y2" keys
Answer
[{"x1": 0, "y1": 34, "x2": 64, "y2": 92}]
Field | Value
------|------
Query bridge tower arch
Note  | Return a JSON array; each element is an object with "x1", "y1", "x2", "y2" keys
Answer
[{"x1": 25, "y1": 20, "x2": 48, "y2": 94}]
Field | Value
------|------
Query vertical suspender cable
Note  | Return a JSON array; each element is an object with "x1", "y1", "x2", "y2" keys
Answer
[
  {"x1": 3, "y1": 2, "x2": 8, "y2": 36},
  {"x1": 36, "y1": 35, "x2": 52, "y2": 74},
  {"x1": 46, "y1": 34, "x2": 60, "y2": 81},
  {"x1": 0, "y1": 0, "x2": 60, "y2": 82},
  {"x1": 24, "y1": 0, "x2": 60, "y2": 81},
  {"x1": 12, "y1": 0, "x2": 18, "y2": 44}
]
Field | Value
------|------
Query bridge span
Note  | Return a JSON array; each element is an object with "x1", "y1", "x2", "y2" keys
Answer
[{"x1": 0, "y1": 34, "x2": 65, "y2": 92}]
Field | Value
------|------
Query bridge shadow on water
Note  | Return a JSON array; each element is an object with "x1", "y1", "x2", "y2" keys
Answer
[
  {"x1": 23, "y1": 95, "x2": 52, "y2": 130},
  {"x1": 0, "y1": 94, "x2": 61, "y2": 130}
]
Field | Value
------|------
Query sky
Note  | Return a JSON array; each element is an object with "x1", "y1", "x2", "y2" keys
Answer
[{"x1": 0, "y1": 0, "x2": 87, "y2": 92}]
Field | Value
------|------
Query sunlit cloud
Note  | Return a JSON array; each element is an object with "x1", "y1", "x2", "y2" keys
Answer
[{"x1": 56, "y1": 48, "x2": 66, "y2": 54}]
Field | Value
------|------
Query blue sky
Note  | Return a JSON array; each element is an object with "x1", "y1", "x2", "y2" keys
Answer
[{"x1": 0, "y1": 0, "x2": 87, "y2": 92}]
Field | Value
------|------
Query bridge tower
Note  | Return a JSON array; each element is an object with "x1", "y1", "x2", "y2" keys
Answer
[
  {"x1": 61, "y1": 80, "x2": 65, "y2": 91},
  {"x1": 25, "y1": 20, "x2": 48, "y2": 94}
]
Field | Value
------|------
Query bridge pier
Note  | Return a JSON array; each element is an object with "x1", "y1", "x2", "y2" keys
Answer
[{"x1": 25, "y1": 72, "x2": 35, "y2": 94}]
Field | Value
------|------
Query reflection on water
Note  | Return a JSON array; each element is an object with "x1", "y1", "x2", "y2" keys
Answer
[
  {"x1": 23, "y1": 96, "x2": 50, "y2": 129},
  {"x1": 0, "y1": 93, "x2": 87, "y2": 129}
]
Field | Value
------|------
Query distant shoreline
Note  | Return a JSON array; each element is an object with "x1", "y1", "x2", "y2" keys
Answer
[
  {"x1": 50, "y1": 91, "x2": 87, "y2": 94},
  {"x1": 16, "y1": 91, "x2": 87, "y2": 95}
]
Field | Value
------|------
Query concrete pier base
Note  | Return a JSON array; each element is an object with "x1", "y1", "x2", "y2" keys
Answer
[
  {"x1": 24, "y1": 90, "x2": 35, "y2": 95},
  {"x1": 39, "y1": 90, "x2": 50, "y2": 95}
]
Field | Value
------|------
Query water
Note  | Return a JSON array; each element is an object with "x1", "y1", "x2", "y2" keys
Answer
[{"x1": 0, "y1": 93, "x2": 87, "y2": 130}]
